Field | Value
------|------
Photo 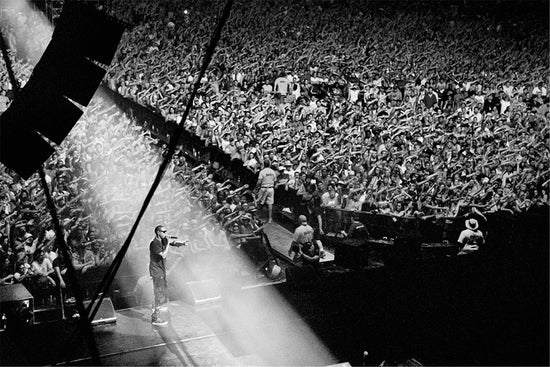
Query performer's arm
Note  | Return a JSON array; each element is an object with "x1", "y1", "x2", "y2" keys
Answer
[
  {"x1": 169, "y1": 239, "x2": 189, "y2": 247},
  {"x1": 160, "y1": 245, "x2": 170, "y2": 259}
]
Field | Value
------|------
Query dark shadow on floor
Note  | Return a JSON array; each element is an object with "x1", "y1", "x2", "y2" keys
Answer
[{"x1": 154, "y1": 316, "x2": 198, "y2": 367}]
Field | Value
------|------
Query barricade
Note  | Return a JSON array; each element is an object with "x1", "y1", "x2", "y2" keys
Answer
[
  {"x1": 270, "y1": 188, "x2": 549, "y2": 248},
  {"x1": 103, "y1": 86, "x2": 549, "y2": 250}
]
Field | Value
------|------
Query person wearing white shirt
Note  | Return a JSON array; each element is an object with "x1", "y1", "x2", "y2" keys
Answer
[
  {"x1": 500, "y1": 94, "x2": 511, "y2": 115},
  {"x1": 262, "y1": 82, "x2": 273, "y2": 94},
  {"x1": 457, "y1": 218, "x2": 484, "y2": 255},
  {"x1": 289, "y1": 81, "x2": 300, "y2": 99},
  {"x1": 472, "y1": 107, "x2": 483, "y2": 123},
  {"x1": 274, "y1": 76, "x2": 290, "y2": 96},
  {"x1": 532, "y1": 82, "x2": 547, "y2": 97},
  {"x1": 220, "y1": 134, "x2": 231, "y2": 152},
  {"x1": 473, "y1": 91, "x2": 485, "y2": 105},
  {"x1": 348, "y1": 83, "x2": 360, "y2": 103},
  {"x1": 462, "y1": 80, "x2": 476, "y2": 92},
  {"x1": 502, "y1": 83, "x2": 514, "y2": 97}
]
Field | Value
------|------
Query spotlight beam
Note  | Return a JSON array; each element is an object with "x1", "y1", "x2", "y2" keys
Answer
[{"x1": 86, "y1": 0, "x2": 235, "y2": 328}]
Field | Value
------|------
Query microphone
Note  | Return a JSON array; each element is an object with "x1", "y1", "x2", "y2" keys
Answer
[{"x1": 168, "y1": 236, "x2": 178, "y2": 239}]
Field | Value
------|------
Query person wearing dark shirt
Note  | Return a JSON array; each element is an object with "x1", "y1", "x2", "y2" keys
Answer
[
  {"x1": 52, "y1": 248, "x2": 76, "y2": 306},
  {"x1": 149, "y1": 225, "x2": 187, "y2": 326},
  {"x1": 52, "y1": 249, "x2": 68, "y2": 289},
  {"x1": 346, "y1": 215, "x2": 369, "y2": 239}
]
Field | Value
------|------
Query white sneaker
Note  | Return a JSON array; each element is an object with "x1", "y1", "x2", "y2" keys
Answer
[{"x1": 282, "y1": 207, "x2": 292, "y2": 213}]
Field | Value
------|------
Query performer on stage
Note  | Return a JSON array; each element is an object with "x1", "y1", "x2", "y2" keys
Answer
[{"x1": 149, "y1": 225, "x2": 186, "y2": 326}]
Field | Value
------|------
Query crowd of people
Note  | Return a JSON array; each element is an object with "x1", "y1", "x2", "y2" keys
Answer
[
  {"x1": 0, "y1": 90, "x2": 272, "y2": 304},
  {"x1": 0, "y1": 8, "x2": 269, "y2": 302},
  {"x1": 0, "y1": 0, "x2": 549, "y2": 305},
  {"x1": 105, "y1": 0, "x2": 549, "y2": 219}
]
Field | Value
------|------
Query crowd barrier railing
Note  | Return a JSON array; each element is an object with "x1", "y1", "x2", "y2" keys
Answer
[
  {"x1": 273, "y1": 186, "x2": 549, "y2": 248},
  {"x1": 102, "y1": 86, "x2": 549, "y2": 249}
]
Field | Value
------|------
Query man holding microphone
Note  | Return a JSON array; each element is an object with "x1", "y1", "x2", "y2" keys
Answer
[{"x1": 149, "y1": 225, "x2": 187, "y2": 326}]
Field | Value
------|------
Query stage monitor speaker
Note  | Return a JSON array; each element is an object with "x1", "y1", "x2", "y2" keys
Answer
[
  {"x1": 385, "y1": 236, "x2": 422, "y2": 269},
  {"x1": 0, "y1": 284, "x2": 35, "y2": 328},
  {"x1": 285, "y1": 265, "x2": 319, "y2": 289},
  {"x1": 334, "y1": 239, "x2": 369, "y2": 269},
  {"x1": 421, "y1": 242, "x2": 456, "y2": 257},
  {"x1": 83, "y1": 297, "x2": 116, "y2": 326},
  {"x1": 183, "y1": 280, "x2": 221, "y2": 306}
]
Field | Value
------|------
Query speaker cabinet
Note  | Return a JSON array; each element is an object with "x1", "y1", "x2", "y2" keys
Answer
[
  {"x1": 384, "y1": 236, "x2": 422, "y2": 269},
  {"x1": 334, "y1": 239, "x2": 369, "y2": 269},
  {"x1": 83, "y1": 297, "x2": 116, "y2": 326},
  {"x1": 0, "y1": 284, "x2": 35, "y2": 328},
  {"x1": 285, "y1": 265, "x2": 319, "y2": 289},
  {"x1": 183, "y1": 280, "x2": 221, "y2": 305}
]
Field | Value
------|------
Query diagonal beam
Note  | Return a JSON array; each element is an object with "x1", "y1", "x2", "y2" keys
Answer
[{"x1": 87, "y1": 0, "x2": 236, "y2": 324}]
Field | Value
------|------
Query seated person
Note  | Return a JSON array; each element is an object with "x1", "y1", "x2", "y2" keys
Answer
[
  {"x1": 457, "y1": 218, "x2": 484, "y2": 255},
  {"x1": 289, "y1": 215, "x2": 325, "y2": 264},
  {"x1": 297, "y1": 240, "x2": 322, "y2": 270}
]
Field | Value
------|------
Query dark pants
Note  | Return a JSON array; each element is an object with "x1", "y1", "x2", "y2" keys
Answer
[{"x1": 152, "y1": 276, "x2": 167, "y2": 319}]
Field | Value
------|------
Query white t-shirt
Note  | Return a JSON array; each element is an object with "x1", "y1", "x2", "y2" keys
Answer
[
  {"x1": 503, "y1": 84, "x2": 514, "y2": 97},
  {"x1": 349, "y1": 88, "x2": 359, "y2": 103},
  {"x1": 500, "y1": 100, "x2": 511, "y2": 115},
  {"x1": 236, "y1": 72, "x2": 244, "y2": 84},
  {"x1": 292, "y1": 83, "x2": 301, "y2": 99},
  {"x1": 474, "y1": 94, "x2": 485, "y2": 105},
  {"x1": 321, "y1": 192, "x2": 340, "y2": 208},
  {"x1": 274, "y1": 77, "x2": 290, "y2": 95},
  {"x1": 532, "y1": 86, "x2": 547, "y2": 97},
  {"x1": 244, "y1": 157, "x2": 258, "y2": 170},
  {"x1": 32, "y1": 258, "x2": 53, "y2": 276},
  {"x1": 457, "y1": 228, "x2": 484, "y2": 255}
]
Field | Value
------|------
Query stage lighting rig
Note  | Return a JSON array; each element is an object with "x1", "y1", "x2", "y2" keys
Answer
[{"x1": 0, "y1": 2, "x2": 124, "y2": 179}]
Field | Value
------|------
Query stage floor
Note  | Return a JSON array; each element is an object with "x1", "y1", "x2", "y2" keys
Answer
[
  {"x1": 1, "y1": 282, "x2": 337, "y2": 366},
  {"x1": 70, "y1": 301, "x2": 266, "y2": 366}
]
